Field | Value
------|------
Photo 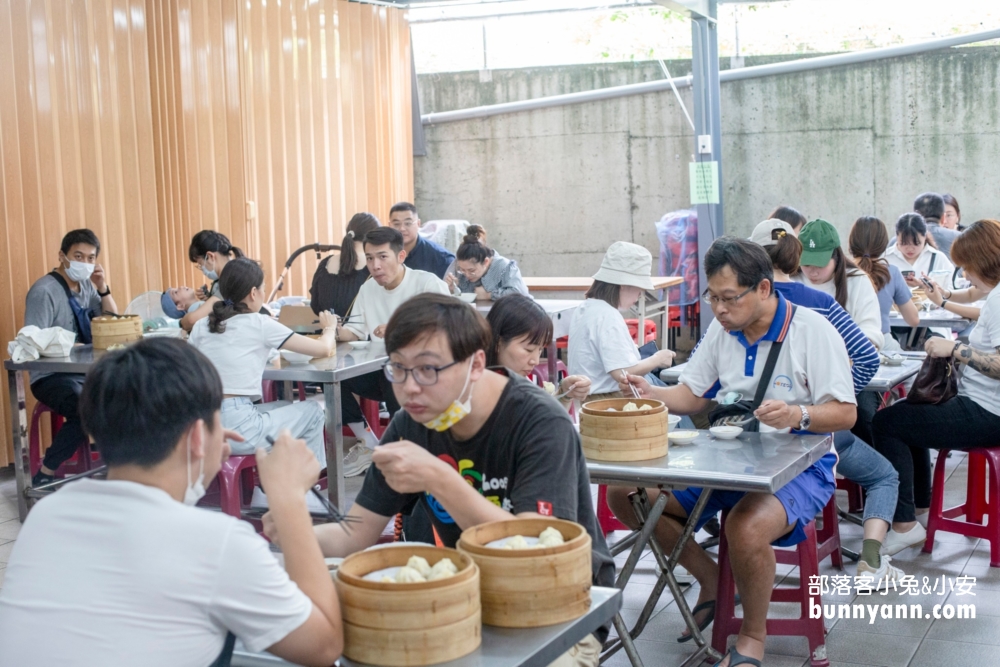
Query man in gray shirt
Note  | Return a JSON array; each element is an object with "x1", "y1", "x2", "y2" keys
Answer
[
  {"x1": 914, "y1": 192, "x2": 960, "y2": 259},
  {"x1": 24, "y1": 229, "x2": 117, "y2": 486}
]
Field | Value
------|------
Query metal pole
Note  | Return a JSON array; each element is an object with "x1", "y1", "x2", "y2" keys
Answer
[{"x1": 691, "y1": 0, "x2": 723, "y2": 333}]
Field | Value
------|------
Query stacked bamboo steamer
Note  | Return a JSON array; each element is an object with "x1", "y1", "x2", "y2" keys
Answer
[
  {"x1": 458, "y1": 517, "x2": 592, "y2": 628},
  {"x1": 91, "y1": 314, "x2": 143, "y2": 349},
  {"x1": 579, "y1": 397, "x2": 668, "y2": 461},
  {"x1": 334, "y1": 545, "x2": 481, "y2": 666}
]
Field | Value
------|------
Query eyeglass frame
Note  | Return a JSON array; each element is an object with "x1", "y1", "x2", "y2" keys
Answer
[
  {"x1": 383, "y1": 359, "x2": 462, "y2": 386},
  {"x1": 701, "y1": 284, "x2": 757, "y2": 307}
]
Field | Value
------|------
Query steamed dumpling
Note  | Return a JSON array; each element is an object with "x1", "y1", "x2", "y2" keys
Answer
[
  {"x1": 406, "y1": 555, "x2": 432, "y2": 578},
  {"x1": 428, "y1": 558, "x2": 459, "y2": 581},
  {"x1": 605, "y1": 407, "x2": 617, "y2": 412},
  {"x1": 543, "y1": 381, "x2": 556, "y2": 395},
  {"x1": 380, "y1": 576, "x2": 395, "y2": 583},
  {"x1": 622, "y1": 402, "x2": 639, "y2": 412},
  {"x1": 538, "y1": 526, "x2": 565, "y2": 547},
  {"x1": 502, "y1": 534, "x2": 531, "y2": 550},
  {"x1": 395, "y1": 566, "x2": 427, "y2": 583}
]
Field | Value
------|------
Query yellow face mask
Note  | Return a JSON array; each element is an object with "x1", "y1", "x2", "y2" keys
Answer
[{"x1": 423, "y1": 358, "x2": 475, "y2": 432}]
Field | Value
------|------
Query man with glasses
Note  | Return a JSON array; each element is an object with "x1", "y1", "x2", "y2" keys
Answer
[
  {"x1": 265, "y1": 293, "x2": 616, "y2": 667},
  {"x1": 388, "y1": 201, "x2": 455, "y2": 279},
  {"x1": 607, "y1": 237, "x2": 857, "y2": 667}
]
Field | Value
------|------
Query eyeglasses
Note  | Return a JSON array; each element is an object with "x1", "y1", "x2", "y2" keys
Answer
[
  {"x1": 384, "y1": 360, "x2": 461, "y2": 386},
  {"x1": 701, "y1": 285, "x2": 755, "y2": 307}
]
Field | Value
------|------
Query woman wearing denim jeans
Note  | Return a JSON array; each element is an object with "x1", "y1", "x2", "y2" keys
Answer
[{"x1": 873, "y1": 220, "x2": 1000, "y2": 556}]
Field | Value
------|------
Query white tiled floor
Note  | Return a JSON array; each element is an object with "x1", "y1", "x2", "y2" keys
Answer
[{"x1": 1, "y1": 452, "x2": 998, "y2": 666}]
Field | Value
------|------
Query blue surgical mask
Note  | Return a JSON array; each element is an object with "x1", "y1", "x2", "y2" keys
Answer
[{"x1": 200, "y1": 265, "x2": 218, "y2": 281}]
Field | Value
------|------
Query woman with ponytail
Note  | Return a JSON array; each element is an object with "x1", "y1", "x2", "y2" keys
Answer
[
  {"x1": 310, "y1": 213, "x2": 381, "y2": 319},
  {"x1": 189, "y1": 258, "x2": 337, "y2": 465},
  {"x1": 181, "y1": 230, "x2": 245, "y2": 332},
  {"x1": 445, "y1": 225, "x2": 528, "y2": 300},
  {"x1": 849, "y1": 216, "x2": 919, "y2": 347}
]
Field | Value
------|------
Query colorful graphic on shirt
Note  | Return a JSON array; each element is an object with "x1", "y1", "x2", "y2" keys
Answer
[
  {"x1": 772, "y1": 375, "x2": 793, "y2": 392},
  {"x1": 425, "y1": 454, "x2": 510, "y2": 524}
]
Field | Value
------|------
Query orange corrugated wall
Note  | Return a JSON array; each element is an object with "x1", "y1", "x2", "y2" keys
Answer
[{"x1": 0, "y1": 0, "x2": 413, "y2": 466}]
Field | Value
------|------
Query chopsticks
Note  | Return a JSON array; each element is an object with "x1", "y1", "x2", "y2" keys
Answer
[
  {"x1": 620, "y1": 369, "x2": 642, "y2": 400},
  {"x1": 262, "y1": 435, "x2": 360, "y2": 531}
]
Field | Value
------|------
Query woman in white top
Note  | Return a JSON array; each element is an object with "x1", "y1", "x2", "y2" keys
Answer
[
  {"x1": 885, "y1": 213, "x2": 957, "y2": 290},
  {"x1": 872, "y1": 220, "x2": 1000, "y2": 555},
  {"x1": 795, "y1": 219, "x2": 885, "y2": 350},
  {"x1": 189, "y1": 258, "x2": 337, "y2": 465},
  {"x1": 568, "y1": 242, "x2": 676, "y2": 398}
]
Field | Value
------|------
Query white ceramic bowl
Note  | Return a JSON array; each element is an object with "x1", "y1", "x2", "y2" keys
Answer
[
  {"x1": 667, "y1": 414, "x2": 682, "y2": 432},
  {"x1": 280, "y1": 350, "x2": 313, "y2": 364},
  {"x1": 669, "y1": 430, "x2": 699, "y2": 445},
  {"x1": 881, "y1": 354, "x2": 904, "y2": 367},
  {"x1": 457, "y1": 293, "x2": 477, "y2": 303},
  {"x1": 709, "y1": 425, "x2": 743, "y2": 440},
  {"x1": 348, "y1": 341, "x2": 370, "y2": 349}
]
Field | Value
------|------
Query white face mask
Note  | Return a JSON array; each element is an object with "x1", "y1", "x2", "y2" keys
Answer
[
  {"x1": 183, "y1": 429, "x2": 207, "y2": 506},
  {"x1": 200, "y1": 264, "x2": 218, "y2": 281},
  {"x1": 65, "y1": 260, "x2": 95, "y2": 283}
]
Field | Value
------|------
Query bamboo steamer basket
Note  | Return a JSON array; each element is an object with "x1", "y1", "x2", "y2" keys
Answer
[
  {"x1": 457, "y1": 518, "x2": 592, "y2": 628},
  {"x1": 335, "y1": 545, "x2": 481, "y2": 666},
  {"x1": 579, "y1": 397, "x2": 668, "y2": 461},
  {"x1": 91, "y1": 315, "x2": 143, "y2": 349}
]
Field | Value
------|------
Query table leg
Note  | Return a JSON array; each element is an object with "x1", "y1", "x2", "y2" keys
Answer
[
  {"x1": 323, "y1": 381, "x2": 346, "y2": 510},
  {"x1": 8, "y1": 370, "x2": 30, "y2": 522},
  {"x1": 547, "y1": 338, "x2": 557, "y2": 381},
  {"x1": 638, "y1": 294, "x2": 647, "y2": 350}
]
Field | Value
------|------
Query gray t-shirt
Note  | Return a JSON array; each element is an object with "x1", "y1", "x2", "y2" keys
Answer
[
  {"x1": 24, "y1": 273, "x2": 102, "y2": 384},
  {"x1": 926, "y1": 221, "x2": 960, "y2": 259},
  {"x1": 877, "y1": 265, "x2": 912, "y2": 334}
]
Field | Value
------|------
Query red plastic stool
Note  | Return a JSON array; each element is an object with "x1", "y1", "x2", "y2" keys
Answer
[
  {"x1": 361, "y1": 398, "x2": 388, "y2": 439},
  {"x1": 836, "y1": 478, "x2": 865, "y2": 514},
  {"x1": 714, "y1": 511, "x2": 830, "y2": 667},
  {"x1": 596, "y1": 485, "x2": 629, "y2": 535},
  {"x1": 29, "y1": 403, "x2": 95, "y2": 478},
  {"x1": 625, "y1": 319, "x2": 657, "y2": 345},
  {"x1": 924, "y1": 448, "x2": 1000, "y2": 567},
  {"x1": 776, "y1": 495, "x2": 843, "y2": 570},
  {"x1": 213, "y1": 454, "x2": 260, "y2": 519},
  {"x1": 530, "y1": 361, "x2": 569, "y2": 385}
]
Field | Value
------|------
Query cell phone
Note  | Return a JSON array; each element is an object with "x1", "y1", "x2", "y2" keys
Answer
[{"x1": 920, "y1": 277, "x2": 934, "y2": 290}]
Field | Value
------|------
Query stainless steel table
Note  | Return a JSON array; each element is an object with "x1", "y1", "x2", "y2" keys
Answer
[
  {"x1": 587, "y1": 431, "x2": 833, "y2": 667},
  {"x1": 4, "y1": 343, "x2": 386, "y2": 521},
  {"x1": 231, "y1": 586, "x2": 622, "y2": 667},
  {"x1": 888, "y1": 305, "x2": 975, "y2": 330},
  {"x1": 475, "y1": 298, "x2": 580, "y2": 378},
  {"x1": 660, "y1": 360, "x2": 920, "y2": 394}
]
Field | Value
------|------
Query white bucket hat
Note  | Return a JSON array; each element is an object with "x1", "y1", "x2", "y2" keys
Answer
[
  {"x1": 750, "y1": 219, "x2": 796, "y2": 247},
  {"x1": 592, "y1": 242, "x2": 655, "y2": 291}
]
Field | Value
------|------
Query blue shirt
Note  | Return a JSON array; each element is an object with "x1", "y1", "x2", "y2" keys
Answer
[
  {"x1": 405, "y1": 235, "x2": 455, "y2": 279},
  {"x1": 774, "y1": 282, "x2": 879, "y2": 394},
  {"x1": 877, "y1": 265, "x2": 912, "y2": 334}
]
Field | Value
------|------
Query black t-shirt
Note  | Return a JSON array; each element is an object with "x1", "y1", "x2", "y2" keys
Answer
[
  {"x1": 355, "y1": 370, "x2": 616, "y2": 592},
  {"x1": 309, "y1": 257, "x2": 369, "y2": 317}
]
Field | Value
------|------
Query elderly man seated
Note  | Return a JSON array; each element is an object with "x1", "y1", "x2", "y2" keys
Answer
[{"x1": 609, "y1": 237, "x2": 857, "y2": 667}]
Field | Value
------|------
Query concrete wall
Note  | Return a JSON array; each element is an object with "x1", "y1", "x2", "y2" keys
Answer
[{"x1": 413, "y1": 48, "x2": 1000, "y2": 278}]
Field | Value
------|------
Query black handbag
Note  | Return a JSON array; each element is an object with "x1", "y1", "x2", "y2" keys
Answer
[
  {"x1": 707, "y1": 306, "x2": 794, "y2": 432},
  {"x1": 907, "y1": 355, "x2": 960, "y2": 405}
]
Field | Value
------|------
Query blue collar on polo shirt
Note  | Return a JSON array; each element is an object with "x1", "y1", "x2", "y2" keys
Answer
[{"x1": 727, "y1": 291, "x2": 793, "y2": 377}]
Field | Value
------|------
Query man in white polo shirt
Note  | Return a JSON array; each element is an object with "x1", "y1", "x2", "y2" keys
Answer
[
  {"x1": 0, "y1": 338, "x2": 342, "y2": 667},
  {"x1": 335, "y1": 226, "x2": 451, "y2": 475},
  {"x1": 610, "y1": 237, "x2": 857, "y2": 667}
]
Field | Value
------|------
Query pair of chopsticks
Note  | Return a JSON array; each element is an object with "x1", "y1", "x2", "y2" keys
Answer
[
  {"x1": 620, "y1": 369, "x2": 642, "y2": 400},
  {"x1": 262, "y1": 435, "x2": 360, "y2": 532}
]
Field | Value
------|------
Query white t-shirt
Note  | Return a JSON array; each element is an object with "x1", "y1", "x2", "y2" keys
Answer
[
  {"x1": 795, "y1": 272, "x2": 885, "y2": 350},
  {"x1": 958, "y1": 282, "x2": 1000, "y2": 416},
  {"x1": 567, "y1": 298, "x2": 641, "y2": 395},
  {"x1": 680, "y1": 295, "x2": 857, "y2": 431},
  {"x1": 0, "y1": 479, "x2": 312, "y2": 667},
  {"x1": 189, "y1": 313, "x2": 294, "y2": 398},
  {"x1": 885, "y1": 244, "x2": 957, "y2": 287},
  {"x1": 343, "y1": 266, "x2": 450, "y2": 354}
]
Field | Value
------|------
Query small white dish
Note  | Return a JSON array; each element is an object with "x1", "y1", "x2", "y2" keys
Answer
[
  {"x1": 348, "y1": 341, "x2": 370, "y2": 349},
  {"x1": 280, "y1": 350, "x2": 313, "y2": 364},
  {"x1": 881, "y1": 354, "x2": 904, "y2": 367},
  {"x1": 457, "y1": 293, "x2": 477, "y2": 303},
  {"x1": 669, "y1": 430, "x2": 699, "y2": 445},
  {"x1": 667, "y1": 414, "x2": 682, "y2": 432},
  {"x1": 709, "y1": 425, "x2": 743, "y2": 440}
]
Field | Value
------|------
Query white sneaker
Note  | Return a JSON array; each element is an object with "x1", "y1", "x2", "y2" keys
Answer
[
  {"x1": 343, "y1": 444, "x2": 373, "y2": 477},
  {"x1": 856, "y1": 554, "x2": 905, "y2": 590},
  {"x1": 882, "y1": 522, "x2": 927, "y2": 556},
  {"x1": 915, "y1": 512, "x2": 929, "y2": 529}
]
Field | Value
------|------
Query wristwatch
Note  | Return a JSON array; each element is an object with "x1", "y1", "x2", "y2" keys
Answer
[
  {"x1": 798, "y1": 405, "x2": 811, "y2": 431},
  {"x1": 97, "y1": 287, "x2": 111, "y2": 297}
]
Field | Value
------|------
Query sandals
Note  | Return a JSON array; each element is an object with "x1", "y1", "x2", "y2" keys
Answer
[
  {"x1": 676, "y1": 594, "x2": 741, "y2": 643},
  {"x1": 713, "y1": 645, "x2": 763, "y2": 667}
]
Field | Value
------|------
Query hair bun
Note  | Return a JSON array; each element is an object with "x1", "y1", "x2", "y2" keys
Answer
[{"x1": 464, "y1": 224, "x2": 486, "y2": 244}]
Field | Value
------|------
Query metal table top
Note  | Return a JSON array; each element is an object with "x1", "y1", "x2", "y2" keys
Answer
[
  {"x1": 4, "y1": 342, "x2": 388, "y2": 384},
  {"x1": 888, "y1": 305, "x2": 976, "y2": 330},
  {"x1": 475, "y1": 298, "x2": 581, "y2": 340},
  {"x1": 586, "y1": 431, "x2": 833, "y2": 493},
  {"x1": 231, "y1": 586, "x2": 621, "y2": 667},
  {"x1": 660, "y1": 360, "x2": 918, "y2": 393}
]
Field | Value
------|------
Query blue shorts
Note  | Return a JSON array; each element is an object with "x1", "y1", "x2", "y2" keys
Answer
[{"x1": 672, "y1": 452, "x2": 836, "y2": 548}]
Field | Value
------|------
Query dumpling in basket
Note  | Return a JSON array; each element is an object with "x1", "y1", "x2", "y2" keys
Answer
[
  {"x1": 406, "y1": 555, "x2": 432, "y2": 578},
  {"x1": 428, "y1": 558, "x2": 459, "y2": 581},
  {"x1": 394, "y1": 566, "x2": 427, "y2": 583},
  {"x1": 537, "y1": 526, "x2": 565, "y2": 547},
  {"x1": 502, "y1": 534, "x2": 531, "y2": 550}
]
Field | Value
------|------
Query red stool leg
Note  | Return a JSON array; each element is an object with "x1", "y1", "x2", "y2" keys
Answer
[
  {"x1": 985, "y1": 450, "x2": 1000, "y2": 567},
  {"x1": 816, "y1": 496, "x2": 843, "y2": 571},
  {"x1": 712, "y1": 511, "x2": 742, "y2": 655},
  {"x1": 967, "y1": 452, "x2": 988, "y2": 525},
  {"x1": 596, "y1": 485, "x2": 629, "y2": 535},
  {"x1": 923, "y1": 450, "x2": 953, "y2": 555},
  {"x1": 217, "y1": 460, "x2": 244, "y2": 518}
]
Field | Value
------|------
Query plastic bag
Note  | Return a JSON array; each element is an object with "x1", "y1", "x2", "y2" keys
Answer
[{"x1": 7, "y1": 326, "x2": 76, "y2": 362}]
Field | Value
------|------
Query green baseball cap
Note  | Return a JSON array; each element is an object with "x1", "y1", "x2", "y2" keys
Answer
[{"x1": 798, "y1": 219, "x2": 841, "y2": 267}]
